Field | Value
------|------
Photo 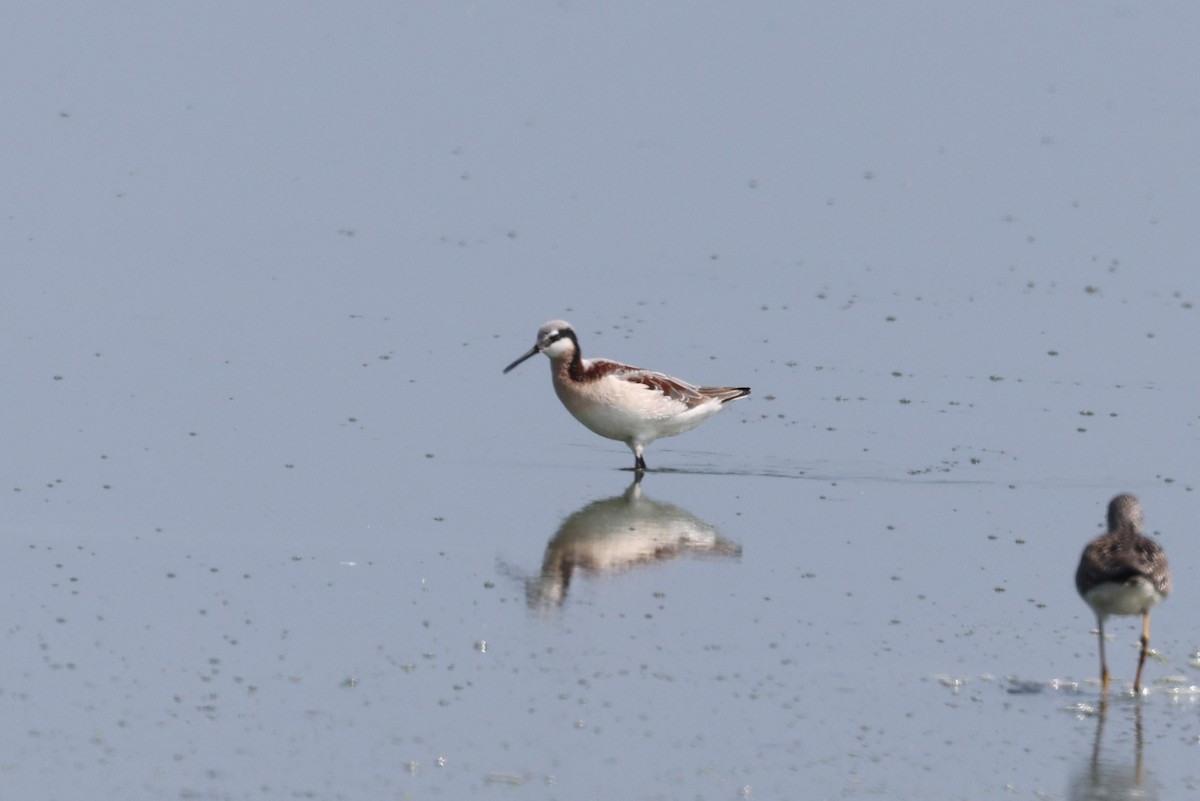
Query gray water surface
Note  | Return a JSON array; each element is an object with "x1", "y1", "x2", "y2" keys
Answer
[{"x1": 4, "y1": 2, "x2": 1200, "y2": 799}]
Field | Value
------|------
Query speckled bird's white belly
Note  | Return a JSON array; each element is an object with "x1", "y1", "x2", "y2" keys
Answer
[{"x1": 1083, "y1": 576, "x2": 1163, "y2": 617}]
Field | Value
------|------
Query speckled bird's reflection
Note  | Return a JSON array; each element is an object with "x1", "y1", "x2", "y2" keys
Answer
[{"x1": 1068, "y1": 700, "x2": 1158, "y2": 801}]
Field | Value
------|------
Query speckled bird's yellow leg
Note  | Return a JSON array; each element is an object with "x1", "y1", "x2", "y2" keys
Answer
[
  {"x1": 1133, "y1": 612, "x2": 1152, "y2": 693},
  {"x1": 1097, "y1": 618, "x2": 1110, "y2": 695}
]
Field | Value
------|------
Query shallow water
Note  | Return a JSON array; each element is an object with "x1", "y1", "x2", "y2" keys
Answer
[{"x1": 4, "y1": 1, "x2": 1200, "y2": 799}]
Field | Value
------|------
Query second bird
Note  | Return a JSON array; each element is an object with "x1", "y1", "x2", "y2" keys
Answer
[
  {"x1": 503, "y1": 320, "x2": 750, "y2": 471},
  {"x1": 1075, "y1": 493, "x2": 1171, "y2": 694}
]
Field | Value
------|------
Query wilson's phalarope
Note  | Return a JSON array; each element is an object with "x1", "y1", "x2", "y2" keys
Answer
[
  {"x1": 1075, "y1": 494, "x2": 1171, "y2": 694},
  {"x1": 503, "y1": 320, "x2": 750, "y2": 470}
]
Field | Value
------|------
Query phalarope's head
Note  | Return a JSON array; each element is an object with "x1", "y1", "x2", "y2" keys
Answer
[{"x1": 503, "y1": 320, "x2": 576, "y2": 373}]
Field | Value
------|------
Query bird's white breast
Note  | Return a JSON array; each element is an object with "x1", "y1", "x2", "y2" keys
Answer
[{"x1": 1083, "y1": 576, "x2": 1164, "y2": 617}]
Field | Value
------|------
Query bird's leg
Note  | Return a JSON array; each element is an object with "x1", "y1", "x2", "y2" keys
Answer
[
  {"x1": 634, "y1": 454, "x2": 647, "y2": 471},
  {"x1": 1133, "y1": 612, "x2": 1152, "y2": 693},
  {"x1": 1097, "y1": 618, "x2": 1110, "y2": 695}
]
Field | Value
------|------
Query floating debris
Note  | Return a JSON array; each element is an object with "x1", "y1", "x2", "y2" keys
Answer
[
  {"x1": 1047, "y1": 679, "x2": 1080, "y2": 693},
  {"x1": 1066, "y1": 702, "x2": 1101, "y2": 717},
  {"x1": 1006, "y1": 679, "x2": 1045, "y2": 695},
  {"x1": 1153, "y1": 672, "x2": 1190, "y2": 685},
  {"x1": 936, "y1": 675, "x2": 969, "y2": 692},
  {"x1": 484, "y1": 773, "x2": 525, "y2": 787}
]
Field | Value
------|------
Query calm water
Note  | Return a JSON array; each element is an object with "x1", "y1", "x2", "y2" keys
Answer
[{"x1": 4, "y1": 2, "x2": 1200, "y2": 799}]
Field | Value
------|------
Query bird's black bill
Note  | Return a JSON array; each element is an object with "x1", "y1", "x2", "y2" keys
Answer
[{"x1": 502, "y1": 345, "x2": 540, "y2": 374}]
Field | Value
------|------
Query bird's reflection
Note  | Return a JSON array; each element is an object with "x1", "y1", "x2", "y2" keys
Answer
[
  {"x1": 526, "y1": 474, "x2": 741, "y2": 608},
  {"x1": 1068, "y1": 700, "x2": 1158, "y2": 801}
]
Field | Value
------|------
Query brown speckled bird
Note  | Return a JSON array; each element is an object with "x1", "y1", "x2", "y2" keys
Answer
[{"x1": 1075, "y1": 494, "x2": 1171, "y2": 694}]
